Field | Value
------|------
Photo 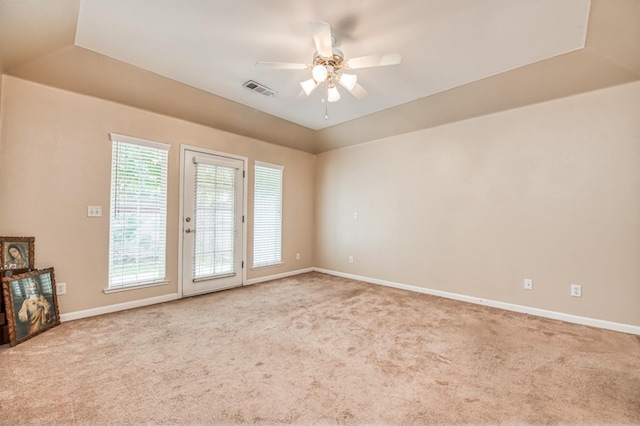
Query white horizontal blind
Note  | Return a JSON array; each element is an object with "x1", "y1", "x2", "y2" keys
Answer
[
  {"x1": 253, "y1": 162, "x2": 283, "y2": 268},
  {"x1": 193, "y1": 161, "x2": 237, "y2": 279},
  {"x1": 109, "y1": 134, "x2": 169, "y2": 288}
]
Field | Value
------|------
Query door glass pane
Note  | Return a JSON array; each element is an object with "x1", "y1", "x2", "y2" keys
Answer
[{"x1": 193, "y1": 162, "x2": 236, "y2": 279}]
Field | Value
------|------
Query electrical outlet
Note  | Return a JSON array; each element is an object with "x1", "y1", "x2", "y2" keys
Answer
[
  {"x1": 349, "y1": 256, "x2": 354, "y2": 264},
  {"x1": 56, "y1": 282, "x2": 66, "y2": 295},
  {"x1": 524, "y1": 278, "x2": 533, "y2": 290},
  {"x1": 296, "y1": 253, "x2": 301, "y2": 261},
  {"x1": 571, "y1": 284, "x2": 582, "y2": 297}
]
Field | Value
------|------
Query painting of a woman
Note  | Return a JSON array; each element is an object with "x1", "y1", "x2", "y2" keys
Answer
[{"x1": 3, "y1": 243, "x2": 29, "y2": 269}]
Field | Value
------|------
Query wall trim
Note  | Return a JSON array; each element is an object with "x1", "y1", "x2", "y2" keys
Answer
[
  {"x1": 60, "y1": 293, "x2": 181, "y2": 322},
  {"x1": 246, "y1": 267, "x2": 314, "y2": 285},
  {"x1": 314, "y1": 268, "x2": 640, "y2": 336},
  {"x1": 60, "y1": 267, "x2": 640, "y2": 336},
  {"x1": 59, "y1": 268, "x2": 311, "y2": 322}
]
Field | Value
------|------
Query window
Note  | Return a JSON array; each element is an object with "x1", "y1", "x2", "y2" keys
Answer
[
  {"x1": 253, "y1": 161, "x2": 283, "y2": 268},
  {"x1": 192, "y1": 157, "x2": 237, "y2": 278},
  {"x1": 108, "y1": 133, "x2": 169, "y2": 290}
]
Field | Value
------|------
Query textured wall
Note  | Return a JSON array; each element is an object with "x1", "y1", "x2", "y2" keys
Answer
[
  {"x1": 0, "y1": 76, "x2": 315, "y2": 314},
  {"x1": 315, "y1": 81, "x2": 640, "y2": 326}
]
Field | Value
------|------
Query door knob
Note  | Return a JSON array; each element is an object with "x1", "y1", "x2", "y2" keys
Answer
[{"x1": 185, "y1": 228, "x2": 194, "y2": 233}]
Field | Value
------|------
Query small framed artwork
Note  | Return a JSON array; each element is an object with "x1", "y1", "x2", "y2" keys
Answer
[
  {"x1": 0, "y1": 237, "x2": 35, "y2": 271},
  {"x1": 1, "y1": 268, "x2": 60, "y2": 346}
]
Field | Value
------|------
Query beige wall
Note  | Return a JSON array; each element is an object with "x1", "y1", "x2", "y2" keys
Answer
[
  {"x1": 0, "y1": 76, "x2": 315, "y2": 314},
  {"x1": 0, "y1": 74, "x2": 4, "y2": 143},
  {"x1": 2, "y1": 74, "x2": 639, "y2": 328},
  {"x1": 315, "y1": 81, "x2": 640, "y2": 327}
]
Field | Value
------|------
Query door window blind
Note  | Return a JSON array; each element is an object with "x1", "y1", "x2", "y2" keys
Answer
[
  {"x1": 193, "y1": 160, "x2": 237, "y2": 279},
  {"x1": 108, "y1": 133, "x2": 169, "y2": 289},
  {"x1": 253, "y1": 161, "x2": 283, "y2": 268}
]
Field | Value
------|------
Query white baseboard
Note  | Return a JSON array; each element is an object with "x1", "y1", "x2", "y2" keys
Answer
[
  {"x1": 60, "y1": 267, "x2": 640, "y2": 336},
  {"x1": 314, "y1": 268, "x2": 640, "y2": 336},
  {"x1": 59, "y1": 268, "x2": 313, "y2": 322},
  {"x1": 60, "y1": 293, "x2": 181, "y2": 322},
  {"x1": 246, "y1": 267, "x2": 314, "y2": 285}
]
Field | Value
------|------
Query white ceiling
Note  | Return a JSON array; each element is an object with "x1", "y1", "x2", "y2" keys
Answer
[{"x1": 72, "y1": 0, "x2": 591, "y2": 131}]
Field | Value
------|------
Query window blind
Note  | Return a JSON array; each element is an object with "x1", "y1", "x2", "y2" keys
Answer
[
  {"x1": 192, "y1": 160, "x2": 237, "y2": 279},
  {"x1": 253, "y1": 161, "x2": 283, "y2": 268},
  {"x1": 108, "y1": 134, "x2": 169, "y2": 288}
]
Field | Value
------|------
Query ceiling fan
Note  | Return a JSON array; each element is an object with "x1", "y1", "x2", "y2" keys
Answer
[{"x1": 256, "y1": 21, "x2": 401, "y2": 116}]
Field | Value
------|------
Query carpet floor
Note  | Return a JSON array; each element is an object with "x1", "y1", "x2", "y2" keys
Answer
[{"x1": 1, "y1": 272, "x2": 639, "y2": 424}]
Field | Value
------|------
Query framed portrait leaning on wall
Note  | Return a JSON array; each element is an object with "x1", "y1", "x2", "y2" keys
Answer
[
  {"x1": 2, "y1": 268, "x2": 60, "y2": 346},
  {"x1": 0, "y1": 236, "x2": 35, "y2": 272}
]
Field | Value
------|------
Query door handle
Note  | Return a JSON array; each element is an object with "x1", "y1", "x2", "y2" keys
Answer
[{"x1": 185, "y1": 228, "x2": 195, "y2": 233}]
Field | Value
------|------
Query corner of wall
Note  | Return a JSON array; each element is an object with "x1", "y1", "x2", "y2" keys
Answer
[
  {"x1": 0, "y1": 71, "x2": 5, "y2": 125},
  {"x1": 0, "y1": 72, "x2": 5, "y2": 157},
  {"x1": 311, "y1": 152, "x2": 318, "y2": 266},
  {"x1": 0, "y1": 72, "x2": 5, "y2": 221}
]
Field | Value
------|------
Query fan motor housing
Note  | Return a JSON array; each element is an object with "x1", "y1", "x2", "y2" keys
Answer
[{"x1": 313, "y1": 49, "x2": 346, "y2": 71}]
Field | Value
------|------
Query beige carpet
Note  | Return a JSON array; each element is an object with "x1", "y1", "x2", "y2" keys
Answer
[{"x1": 1, "y1": 272, "x2": 639, "y2": 424}]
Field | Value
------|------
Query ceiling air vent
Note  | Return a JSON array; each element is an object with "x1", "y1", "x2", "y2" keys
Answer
[{"x1": 242, "y1": 80, "x2": 277, "y2": 97}]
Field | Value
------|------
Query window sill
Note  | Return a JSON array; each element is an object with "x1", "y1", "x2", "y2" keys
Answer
[
  {"x1": 251, "y1": 263, "x2": 284, "y2": 271},
  {"x1": 103, "y1": 280, "x2": 170, "y2": 294}
]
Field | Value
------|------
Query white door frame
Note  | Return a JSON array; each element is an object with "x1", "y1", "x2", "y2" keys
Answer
[{"x1": 178, "y1": 144, "x2": 248, "y2": 297}]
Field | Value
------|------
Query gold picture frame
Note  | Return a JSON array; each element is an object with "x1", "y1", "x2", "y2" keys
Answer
[
  {"x1": 0, "y1": 236, "x2": 35, "y2": 271},
  {"x1": 2, "y1": 268, "x2": 60, "y2": 346}
]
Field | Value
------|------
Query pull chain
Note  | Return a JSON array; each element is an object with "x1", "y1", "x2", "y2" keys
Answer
[{"x1": 324, "y1": 79, "x2": 329, "y2": 120}]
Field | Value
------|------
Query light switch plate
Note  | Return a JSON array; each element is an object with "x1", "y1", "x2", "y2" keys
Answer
[{"x1": 88, "y1": 206, "x2": 102, "y2": 217}]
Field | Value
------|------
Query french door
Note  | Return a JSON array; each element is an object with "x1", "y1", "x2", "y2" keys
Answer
[{"x1": 181, "y1": 148, "x2": 244, "y2": 296}]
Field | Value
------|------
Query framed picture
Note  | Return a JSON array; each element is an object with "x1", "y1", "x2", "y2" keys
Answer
[
  {"x1": 1, "y1": 268, "x2": 60, "y2": 346},
  {"x1": 0, "y1": 237, "x2": 35, "y2": 271}
]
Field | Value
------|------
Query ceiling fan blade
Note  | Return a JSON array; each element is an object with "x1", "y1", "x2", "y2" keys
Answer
[
  {"x1": 346, "y1": 52, "x2": 402, "y2": 69},
  {"x1": 256, "y1": 61, "x2": 308, "y2": 70},
  {"x1": 349, "y1": 83, "x2": 369, "y2": 100},
  {"x1": 309, "y1": 21, "x2": 333, "y2": 58}
]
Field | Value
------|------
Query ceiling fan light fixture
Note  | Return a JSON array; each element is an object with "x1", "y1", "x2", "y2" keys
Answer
[
  {"x1": 300, "y1": 78, "x2": 318, "y2": 96},
  {"x1": 338, "y1": 73, "x2": 357, "y2": 91},
  {"x1": 312, "y1": 64, "x2": 328, "y2": 83},
  {"x1": 256, "y1": 20, "x2": 401, "y2": 119},
  {"x1": 327, "y1": 83, "x2": 340, "y2": 102}
]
